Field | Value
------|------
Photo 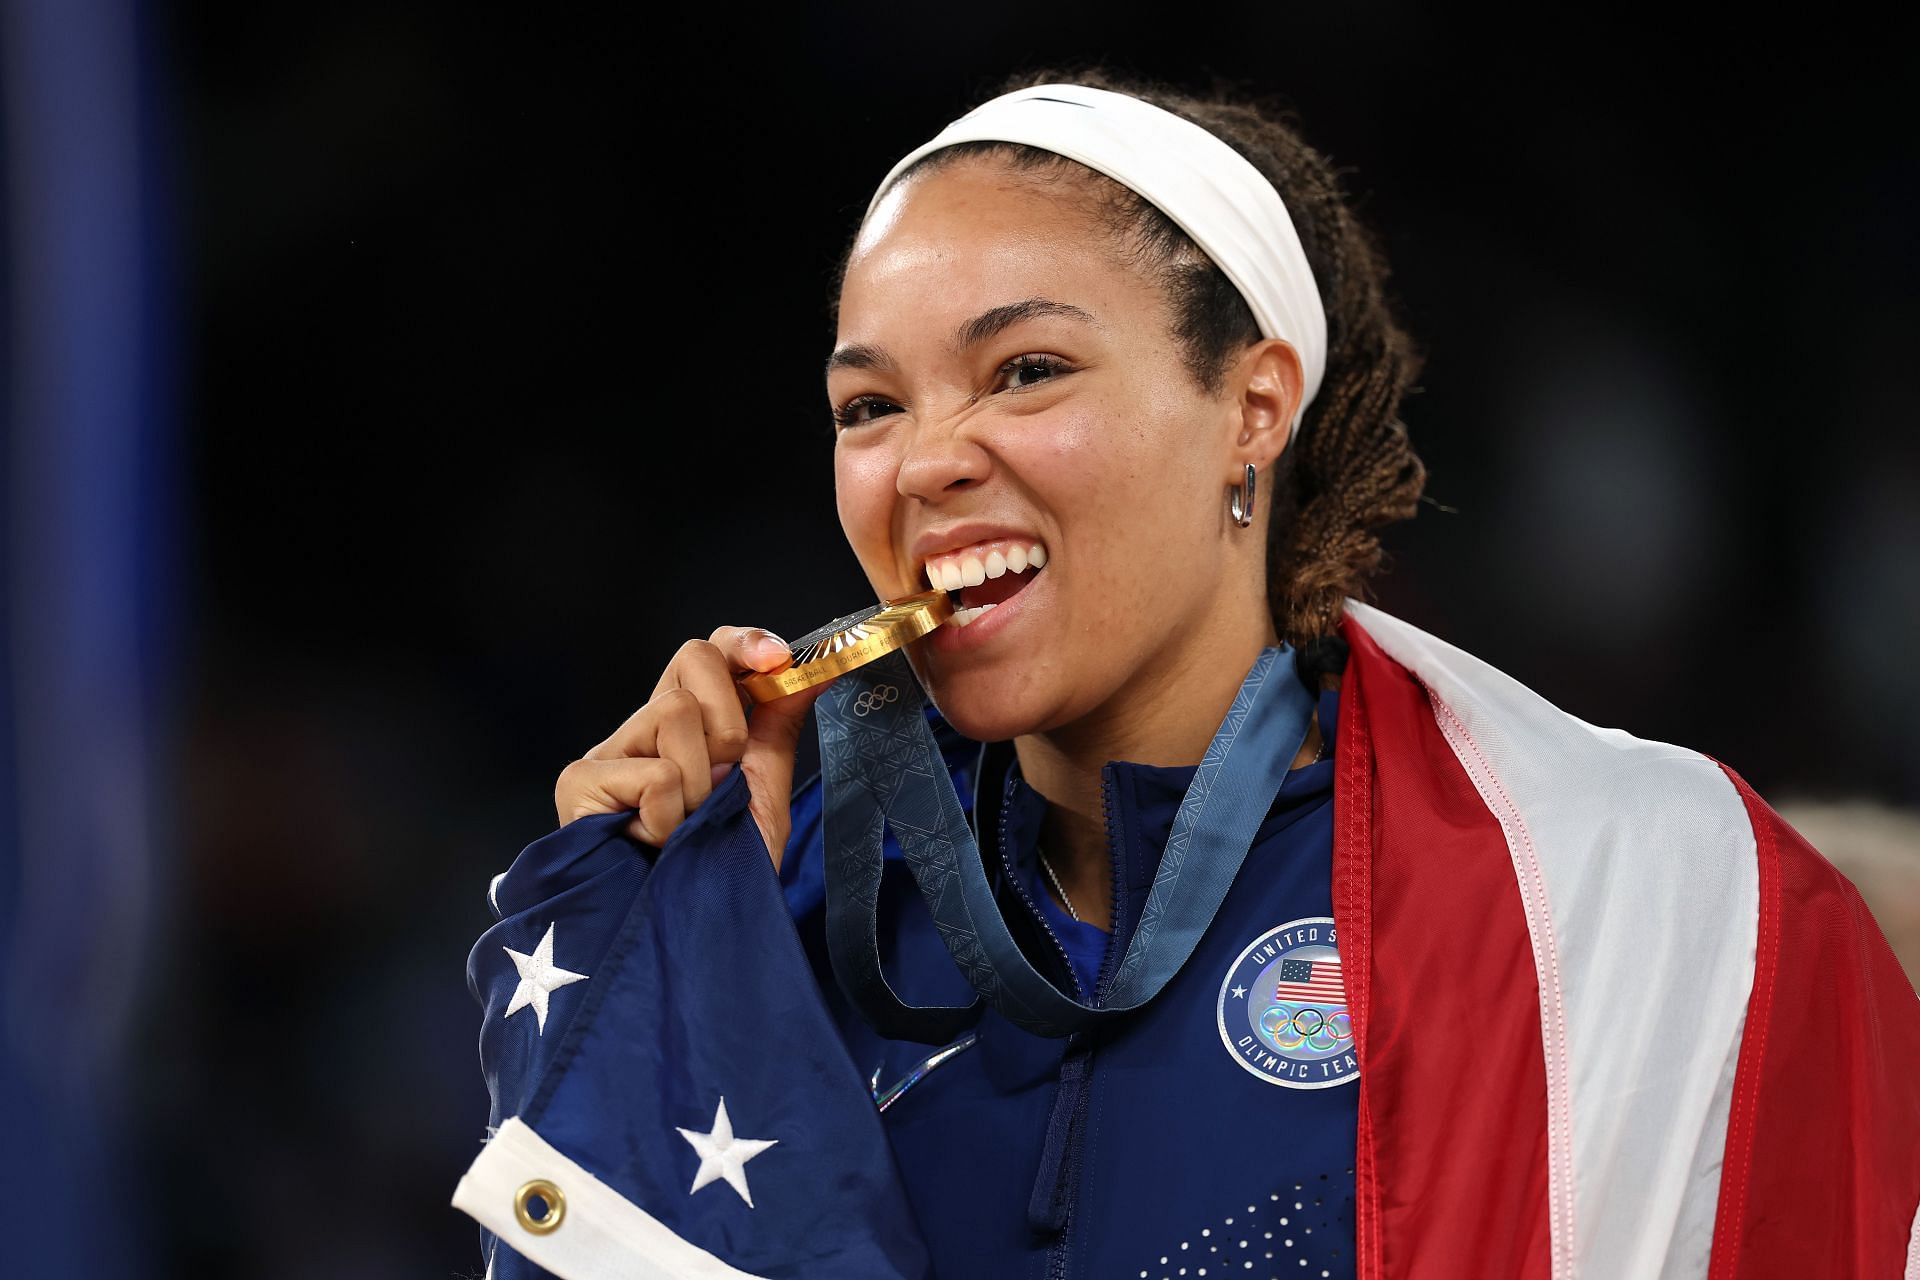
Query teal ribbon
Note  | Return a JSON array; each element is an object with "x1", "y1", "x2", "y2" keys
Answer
[{"x1": 816, "y1": 643, "x2": 1313, "y2": 1042}]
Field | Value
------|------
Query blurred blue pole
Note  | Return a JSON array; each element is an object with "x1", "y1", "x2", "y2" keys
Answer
[{"x1": 1, "y1": 0, "x2": 176, "y2": 1274}]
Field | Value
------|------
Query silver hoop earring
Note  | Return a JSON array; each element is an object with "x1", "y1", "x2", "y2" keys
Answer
[{"x1": 1229, "y1": 463, "x2": 1256, "y2": 528}]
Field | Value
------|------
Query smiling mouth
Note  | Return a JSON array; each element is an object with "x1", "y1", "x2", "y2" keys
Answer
[
  {"x1": 916, "y1": 538, "x2": 1050, "y2": 628},
  {"x1": 952, "y1": 562, "x2": 1041, "y2": 608},
  {"x1": 942, "y1": 563, "x2": 1044, "y2": 626}
]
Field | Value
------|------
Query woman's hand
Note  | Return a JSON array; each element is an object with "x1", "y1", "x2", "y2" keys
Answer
[{"x1": 554, "y1": 626, "x2": 835, "y2": 871}]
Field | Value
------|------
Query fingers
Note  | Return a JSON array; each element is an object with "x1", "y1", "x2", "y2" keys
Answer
[
  {"x1": 649, "y1": 686, "x2": 715, "y2": 810},
  {"x1": 660, "y1": 641, "x2": 753, "y2": 762},
  {"x1": 739, "y1": 676, "x2": 836, "y2": 873},
  {"x1": 709, "y1": 624, "x2": 797, "y2": 678},
  {"x1": 653, "y1": 626, "x2": 792, "y2": 702},
  {"x1": 555, "y1": 756, "x2": 685, "y2": 847},
  {"x1": 561, "y1": 624, "x2": 800, "y2": 845},
  {"x1": 586, "y1": 642, "x2": 737, "y2": 764},
  {"x1": 592, "y1": 629, "x2": 790, "y2": 764}
]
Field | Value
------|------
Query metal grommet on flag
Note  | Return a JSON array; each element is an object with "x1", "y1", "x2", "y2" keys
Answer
[{"x1": 513, "y1": 1178, "x2": 566, "y2": 1234}]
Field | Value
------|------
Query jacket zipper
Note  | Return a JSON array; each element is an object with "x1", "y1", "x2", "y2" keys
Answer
[
  {"x1": 1041, "y1": 763, "x2": 1126, "y2": 1280},
  {"x1": 1091, "y1": 762, "x2": 1126, "y2": 999},
  {"x1": 993, "y1": 758, "x2": 1093, "y2": 1274},
  {"x1": 995, "y1": 764, "x2": 1084, "y2": 1001},
  {"x1": 1043, "y1": 1039, "x2": 1089, "y2": 1280}
]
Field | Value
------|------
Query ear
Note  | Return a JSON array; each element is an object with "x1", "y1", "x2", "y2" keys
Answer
[{"x1": 1225, "y1": 337, "x2": 1305, "y2": 481}]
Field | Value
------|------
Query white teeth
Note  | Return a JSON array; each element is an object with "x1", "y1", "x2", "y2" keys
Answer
[
  {"x1": 950, "y1": 602, "x2": 998, "y2": 627},
  {"x1": 922, "y1": 538, "x2": 1049, "y2": 591}
]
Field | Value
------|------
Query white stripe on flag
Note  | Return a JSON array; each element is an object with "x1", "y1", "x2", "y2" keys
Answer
[{"x1": 1273, "y1": 961, "x2": 1344, "y2": 1003}]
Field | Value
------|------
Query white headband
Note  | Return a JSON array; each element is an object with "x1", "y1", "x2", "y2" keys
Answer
[{"x1": 863, "y1": 82, "x2": 1328, "y2": 439}]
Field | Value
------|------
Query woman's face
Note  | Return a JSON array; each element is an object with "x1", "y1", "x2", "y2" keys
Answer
[{"x1": 829, "y1": 158, "x2": 1283, "y2": 744}]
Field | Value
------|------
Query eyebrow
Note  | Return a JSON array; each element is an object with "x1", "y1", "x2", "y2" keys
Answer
[{"x1": 824, "y1": 297, "x2": 1101, "y2": 380}]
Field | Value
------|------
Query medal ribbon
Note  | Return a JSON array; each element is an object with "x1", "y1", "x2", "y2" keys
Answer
[{"x1": 816, "y1": 643, "x2": 1313, "y2": 1042}]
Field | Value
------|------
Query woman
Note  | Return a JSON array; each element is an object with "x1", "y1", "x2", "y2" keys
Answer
[{"x1": 455, "y1": 68, "x2": 1920, "y2": 1280}]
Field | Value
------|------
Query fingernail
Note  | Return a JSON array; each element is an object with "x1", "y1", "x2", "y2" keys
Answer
[
  {"x1": 711, "y1": 762, "x2": 735, "y2": 787},
  {"x1": 755, "y1": 634, "x2": 790, "y2": 667}
]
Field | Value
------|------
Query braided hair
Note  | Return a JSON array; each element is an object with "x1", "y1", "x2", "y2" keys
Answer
[{"x1": 831, "y1": 65, "x2": 1429, "y2": 681}]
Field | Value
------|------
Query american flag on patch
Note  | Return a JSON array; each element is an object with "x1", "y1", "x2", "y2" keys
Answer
[{"x1": 1273, "y1": 956, "x2": 1345, "y2": 1005}]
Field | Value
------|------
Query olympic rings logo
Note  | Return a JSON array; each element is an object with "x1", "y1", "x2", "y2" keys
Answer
[
  {"x1": 1257, "y1": 1003, "x2": 1353, "y2": 1054},
  {"x1": 852, "y1": 684, "x2": 900, "y2": 717}
]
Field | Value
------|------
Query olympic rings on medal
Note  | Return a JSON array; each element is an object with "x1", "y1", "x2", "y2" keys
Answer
[{"x1": 852, "y1": 683, "x2": 901, "y2": 717}]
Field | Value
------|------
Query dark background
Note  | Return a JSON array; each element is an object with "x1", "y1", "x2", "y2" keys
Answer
[{"x1": 3, "y1": 5, "x2": 1915, "y2": 1276}]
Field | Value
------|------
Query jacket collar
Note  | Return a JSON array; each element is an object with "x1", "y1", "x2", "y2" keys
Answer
[{"x1": 932, "y1": 685, "x2": 1342, "y2": 928}]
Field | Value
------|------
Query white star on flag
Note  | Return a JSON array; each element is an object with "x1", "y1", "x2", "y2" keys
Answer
[
  {"x1": 502, "y1": 922, "x2": 589, "y2": 1034},
  {"x1": 677, "y1": 1096, "x2": 779, "y2": 1208},
  {"x1": 1232, "y1": 985, "x2": 1248, "y2": 998}
]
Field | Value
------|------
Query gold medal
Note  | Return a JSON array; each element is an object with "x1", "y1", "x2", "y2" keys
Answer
[{"x1": 735, "y1": 588, "x2": 954, "y2": 703}]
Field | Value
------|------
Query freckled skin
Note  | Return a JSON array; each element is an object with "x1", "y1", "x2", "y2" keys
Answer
[{"x1": 828, "y1": 158, "x2": 1310, "y2": 919}]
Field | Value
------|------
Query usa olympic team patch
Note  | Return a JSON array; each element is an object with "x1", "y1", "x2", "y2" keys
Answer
[{"x1": 1217, "y1": 916, "x2": 1358, "y2": 1089}]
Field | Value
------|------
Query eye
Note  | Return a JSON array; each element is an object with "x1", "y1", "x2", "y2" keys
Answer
[
  {"x1": 829, "y1": 394, "x2": 902, "y2": 432},
  {"x1": 1000, "y1": 352, "x2": 1069, "y2": 390},
  {"x1": 830, "y1": 352, "x2": 1075, "y2": 432}
]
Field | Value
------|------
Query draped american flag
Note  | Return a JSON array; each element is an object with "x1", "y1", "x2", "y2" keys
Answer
[
  {"x1": 451, "y1": 599, "x2": 1920, "y2": 1277},
  {"x1": 453, "y1": 791, "x2": 933, "y2": 1279},
  {"x1": 1273, "y1": 956, "x2": 1346, "y2": 1005}
]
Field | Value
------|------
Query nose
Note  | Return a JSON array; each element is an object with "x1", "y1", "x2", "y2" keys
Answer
[{"x1": 895, "y1": 405, "x2": 990, "y2": 504}]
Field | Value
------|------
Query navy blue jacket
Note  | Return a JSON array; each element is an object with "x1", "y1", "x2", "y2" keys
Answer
[
  {"x1": 778, "y1": 684, "x2": 1357, "y2": 1280},
  {"x1": 462, "y1": 672, "x2": 1356, "y2": 1279}
]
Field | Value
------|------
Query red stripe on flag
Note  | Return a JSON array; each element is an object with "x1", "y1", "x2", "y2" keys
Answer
[
  {"x1": 1273, "y1": 962, "x2": 1344, "y2": 1000},
  {"x1": 1704, "y1": 759, "x2": 1920, "y2": 1278},
  {"x1": 1336, "y1": 613, "x2": 1552, "y2": 1279}
]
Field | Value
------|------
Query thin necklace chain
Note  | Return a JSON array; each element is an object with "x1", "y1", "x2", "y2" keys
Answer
[
  {"x1": 1035, "y1": 728, "x2": 1327, "y2": 926},
  {"x1": 1037, "y1": 847, "x2": 1080, "y2": 923}
]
